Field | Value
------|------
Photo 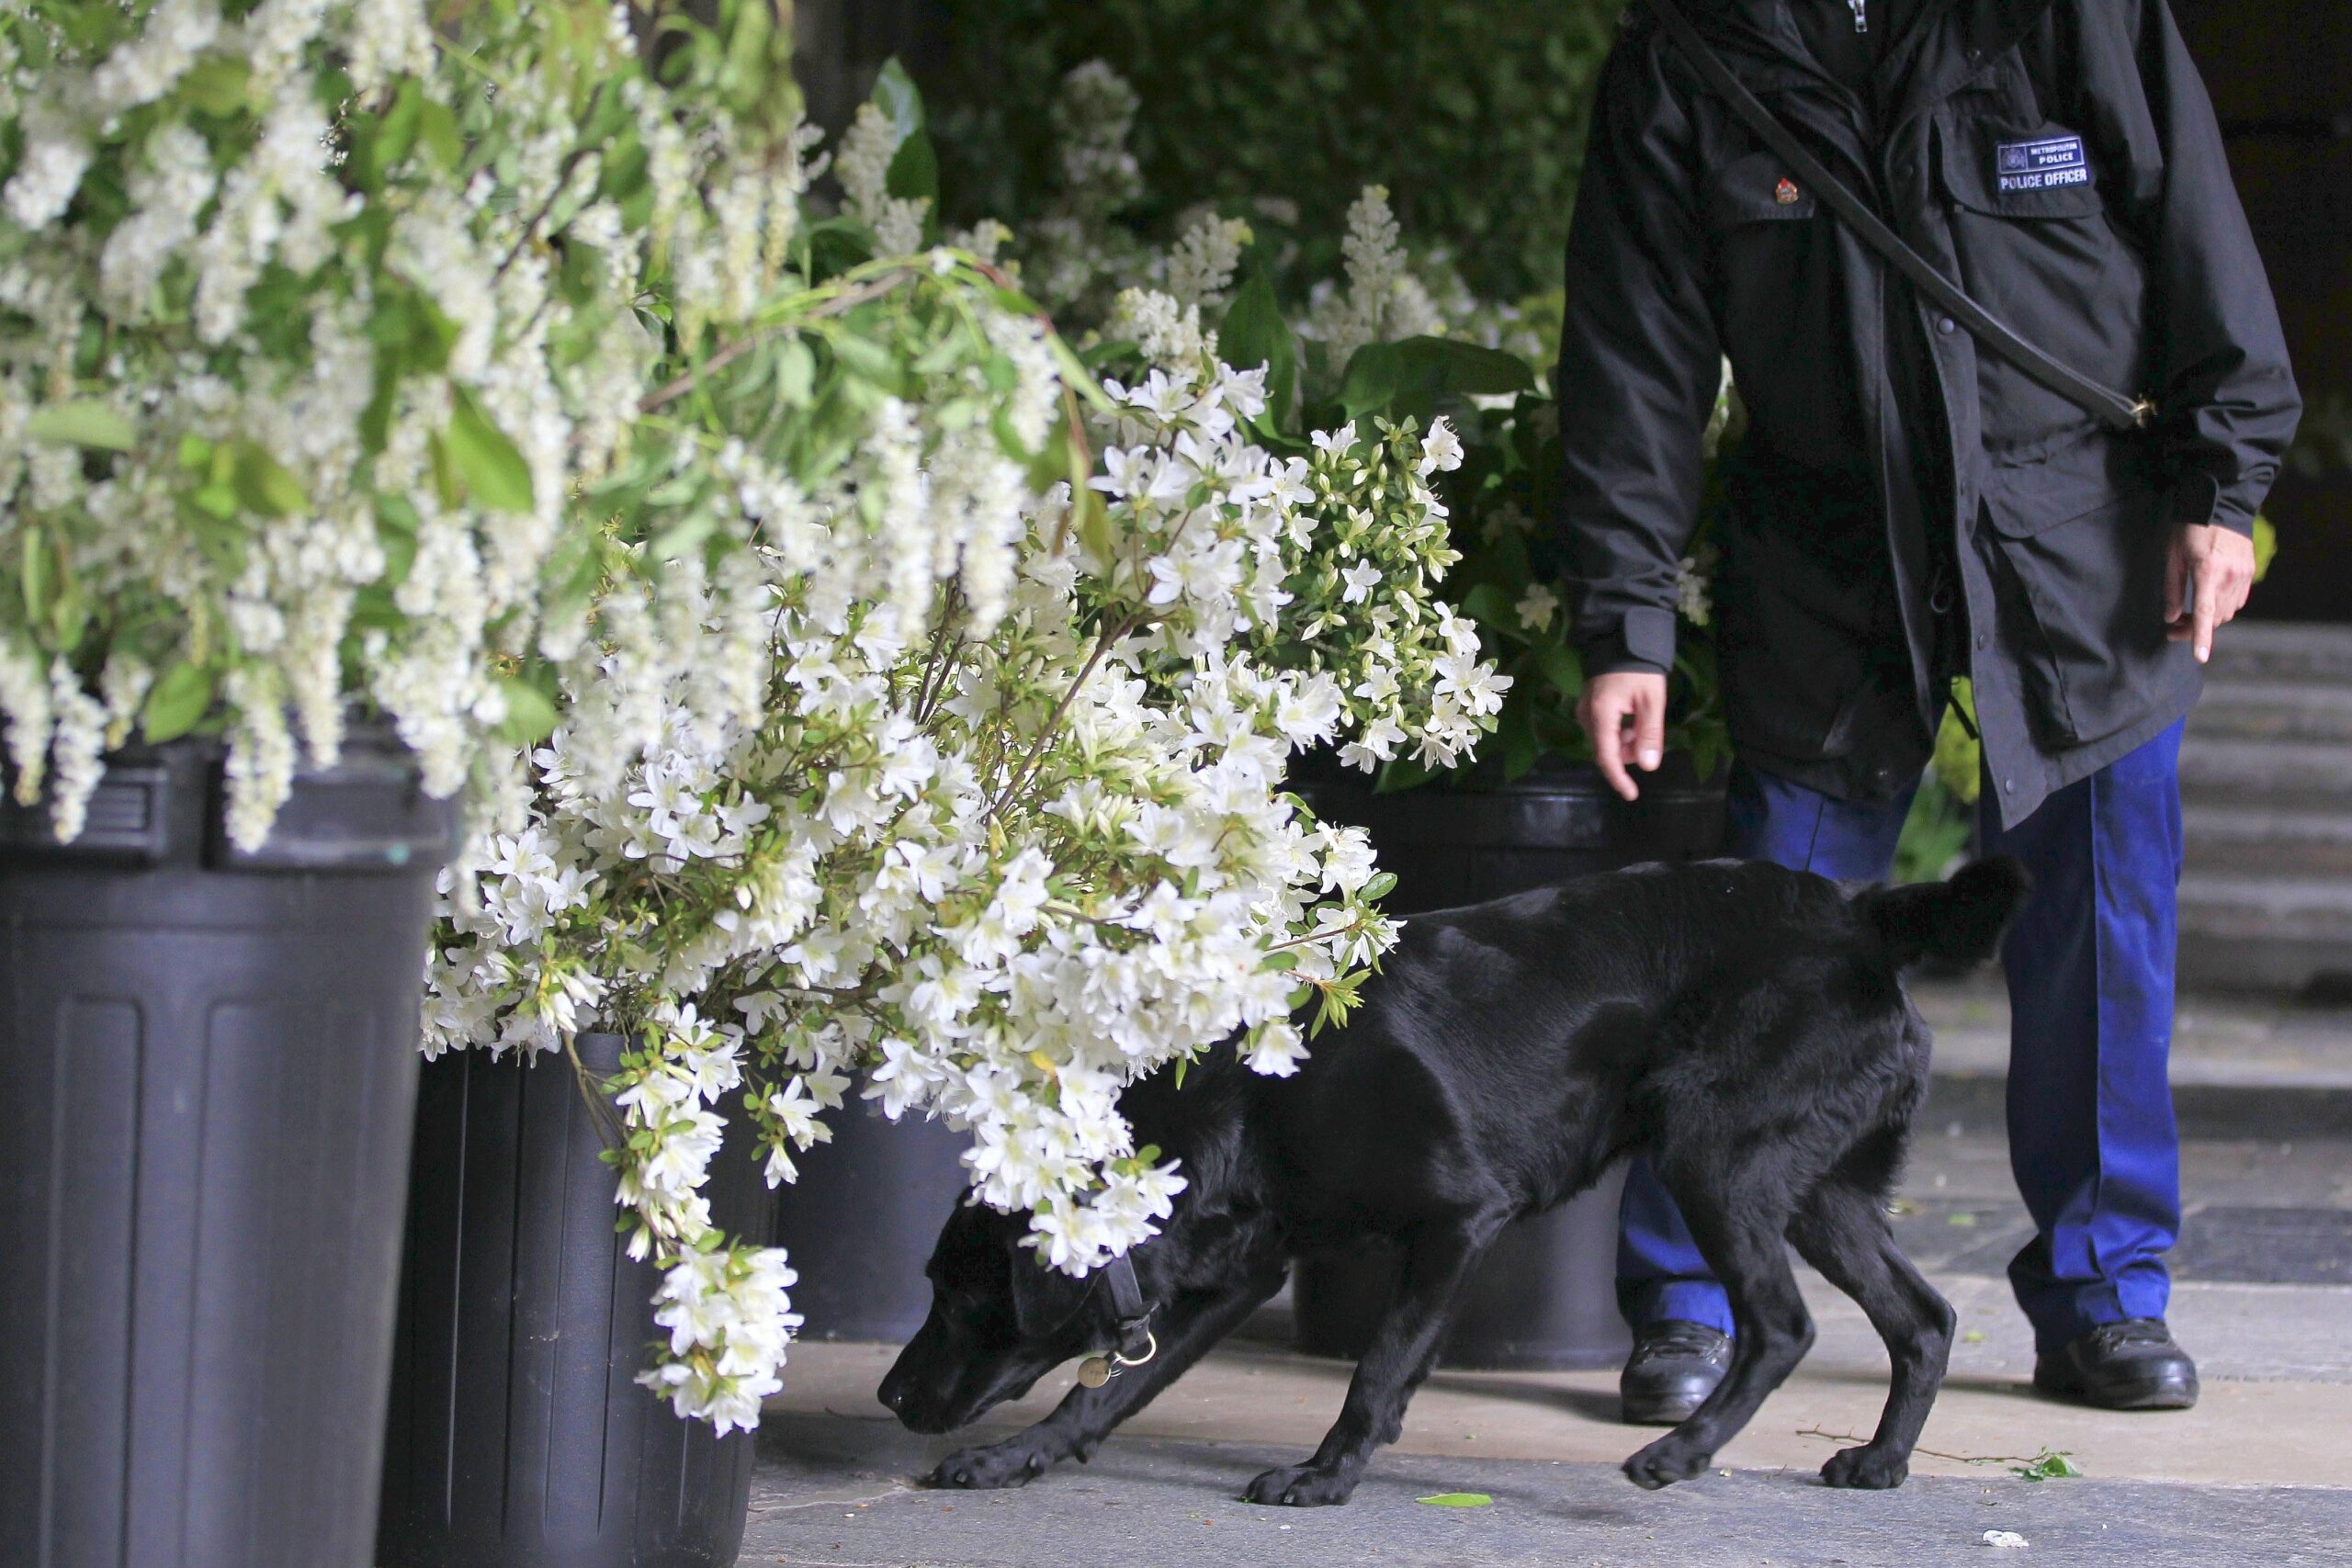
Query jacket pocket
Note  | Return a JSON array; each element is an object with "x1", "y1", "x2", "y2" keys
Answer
[
  {"x1": 1937, "y1": 115, "x2": 2149, "y2": 456},
  {"x1": 1938, "y1": 121, "x2": 2107, "y2": 221},
  {"x1": 1979, "y1": 433, "x2": 2174, "y2": 747}
]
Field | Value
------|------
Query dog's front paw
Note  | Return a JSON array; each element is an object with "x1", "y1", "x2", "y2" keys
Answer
[
  {"x1": 1243, "y1": 1461, "x2": 1358, "y2": 1507},
  {"x1": 926, "y1": 1438, "x2": 1057, "y2": 1491},
  {"x1": 1621, "y1": 1435, "x2": 1713, "y2": 1491},
  {"x1": 1820, "y1": 1445, "x2": 1908, "y2": 1491}
]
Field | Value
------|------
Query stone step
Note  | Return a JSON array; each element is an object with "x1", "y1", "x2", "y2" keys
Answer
[
  {"x1": 2181, "y1": 805, "x2": 2352, "y2": 877},
  {"x1": 2178, "y1": 872, "x2": 2352, "y2": 993},
  {"x1": 2188, "y1": 680, "x2": 2352, "y2": 744},
  {"x1": 2179, "y1": 874, "x2": 2352, "y2": 943},
  {"x1": 2178, "y1": 735, "x2": 2352, "y2": 809},
  {"x1": 2203, "y1": 621, "x2": 2352, "y2": 684}
]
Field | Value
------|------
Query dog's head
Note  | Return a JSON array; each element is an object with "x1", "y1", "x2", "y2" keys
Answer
[{"x1": 876, "y1": 1200, "x2": 1122, "y2": 1434}]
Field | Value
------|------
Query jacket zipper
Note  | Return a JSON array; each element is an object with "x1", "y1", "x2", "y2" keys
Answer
[{"x1": 1849, "y1": 0, "x2": 1868, "y2": 32}]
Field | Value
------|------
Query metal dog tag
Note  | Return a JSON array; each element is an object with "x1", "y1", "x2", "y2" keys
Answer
[{"x1": 1076, "y1": 1357, "x2": 1112, "y2": 1388}]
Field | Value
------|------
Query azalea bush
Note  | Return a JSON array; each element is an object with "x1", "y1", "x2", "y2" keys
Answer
[
  {"x1": 0, "y1": 0, "x2": 797, "y2": 845},
  {"x1": 413, "y1": 41, "x2": 1504, "y2": 1433},
  {"x1": 942, "y1": 59, "x2": 1729, "y2": 793},
  {"x1": 917, "y1": 0, "x2": 1624, "y2": 301}
]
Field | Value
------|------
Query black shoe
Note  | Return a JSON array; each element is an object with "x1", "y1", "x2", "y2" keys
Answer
[
  {"x1": 1620, "y1": 1320, "x2": 1731, "y2": 1426},
  {"x1": 2032, "y1": 1318, "x2": 2199, "y2": 1410}
]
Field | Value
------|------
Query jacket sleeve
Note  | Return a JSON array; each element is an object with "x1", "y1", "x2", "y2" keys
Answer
[
  {"x1": 1552, "y1": 26, "x2": 1724, "y2": 678},
  {"x1": 2075, "y1": 0, "x2": 2301, "y2": 536}
]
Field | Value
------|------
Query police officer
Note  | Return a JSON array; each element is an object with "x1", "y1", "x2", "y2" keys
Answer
[{"x1": 1553, "y1": 0, "x2": 2300, "y2": 1422}]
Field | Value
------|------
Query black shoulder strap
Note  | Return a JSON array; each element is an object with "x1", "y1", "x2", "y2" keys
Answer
[{"x1": 1645, "y1": 0, "x2": 2153, "y2": 434}]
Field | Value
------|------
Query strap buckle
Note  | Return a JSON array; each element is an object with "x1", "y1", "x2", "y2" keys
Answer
[{"x1": 2130, "y1": 396, "x2": 2158, "y2": 429}]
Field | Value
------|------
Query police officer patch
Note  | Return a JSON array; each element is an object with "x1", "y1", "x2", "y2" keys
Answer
[{"x1": 1995, "y1": 133, "x2": 2090, "y2": 193}]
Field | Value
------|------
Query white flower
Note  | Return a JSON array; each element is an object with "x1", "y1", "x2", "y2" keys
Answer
[
  {"x1": 1418, "y1": 418, "x2": 1464, "y2": 476},
  {"x1": 1514, "y1": 583, "x2": 1560, "y2": 634}
]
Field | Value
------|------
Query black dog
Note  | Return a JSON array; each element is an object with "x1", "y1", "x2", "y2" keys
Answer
[{"x1": 879, "y1": 856, "x2": 2029, "y2": 1506}]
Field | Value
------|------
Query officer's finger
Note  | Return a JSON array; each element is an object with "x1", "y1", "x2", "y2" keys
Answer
[
  {"x1": 1633, "y1": 682, "x2": 1665, "y2": 774},
  {"x1": 2217, "y1": 552, "x2": 2254, "y2": 623},
  {"x1": 2191, "y1": 561, "x2": 2222, "y2": 663},
  {"x1": 1592, "y1": 694, "x2": 1640, "y2": 802}
]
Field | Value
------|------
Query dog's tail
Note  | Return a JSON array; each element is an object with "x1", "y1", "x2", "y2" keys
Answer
[{"x1": 1858, "y1": 856, "x2": 2032, "y2": 971}]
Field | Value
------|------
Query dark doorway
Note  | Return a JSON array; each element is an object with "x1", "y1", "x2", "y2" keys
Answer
[{"x1": 2178, "y1": 3, "x2": 2352, "y2": 622}]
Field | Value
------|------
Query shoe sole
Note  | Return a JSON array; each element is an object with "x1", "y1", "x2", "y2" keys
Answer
[
  {"x1": 2031, "y1": 1371, "x2": 2199, "y2": 1411},
  {"x1": 1619, "y1": 1393, "x2": 1709, "y2": 1426}
]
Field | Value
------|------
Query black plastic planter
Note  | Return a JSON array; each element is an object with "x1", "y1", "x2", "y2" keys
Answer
[
  {"x1": 0, "y1": 736, "x2": 456, "y2": 1568},
  {"x1": 379, "y1": 1032, "x2": 774, "y2": 1568},
  {"x1": 771, "y1": 1099, "x2": 971, "y2": 1344},
  {"x1": 1289, "y1": 753, "x2": 1725, "y2": 1370}
]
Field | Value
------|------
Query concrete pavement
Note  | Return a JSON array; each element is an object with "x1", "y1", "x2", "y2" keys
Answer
[
  {"x1": 745, "y1": 986, "x2": 2352, "y2": 1564},
  {"x1": 742, "y1": 1416, "x2": 2352, "y2": 1567}
]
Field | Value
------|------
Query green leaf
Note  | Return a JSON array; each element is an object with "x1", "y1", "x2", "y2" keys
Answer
[
  {"x1": 1458, "y1": 581, "x2": 1519, "y2": 630},
  {"x1": 2009, "y1": 1449, "x2": 2082, "y2": 1483},
  {"x1": 1339, "y1": 335, "x2": 1536, "y2": 423},
  {"x1": 231, "y1": 441, "x2": 309, "y2": 518},
  {"x1": 494, "y1": 673, "x2": 560, "y2": 747},
  {"x1": 776, "y1": 339, "x2": 817, "y2": 406},
  {"x1": 176, "y1": 52, "x2": 250, "y2": 117},
  {"x1": 20, "y1": 525, "x2": 54, "y2": 626},
  {"x1": 1535, "y1": 639, "x2": 1584, "y2": 700},
  {"x1": 141, "y1": 660, "x2": 218, "y2": 743},
  {"x1": 1501, "y1": 697, "x2": 1540, "y2": 780},
  {"x1": 375, "y1": 77, "x2": 424, "y2": 168},
  {"x1": 1360, "y1": 870, "x2": 1397, "y2": 902},
  {"x1": 416, "y1": 99, "x2": 464, "y2": 171},
  {"x1": 1415, "y1": 1493, "x2": 1493, "y2": 1508},
  {"x1": 885, "y1": 129, "x2": 939, "y2": 204},
  {"x1": 446, "y1": 389, "x2": 536, "y2": 513},
  {"x1": 870, "y1": 57, "x2": 926, "y2": 139},
  {"x1": 27, "y1": 400, "x2": 135, "y2": 451},
  {"x1": 1073, "y1": 488, "x2": 1116, "y2": 565},
  {"x1": 1219, "y1": 272, "x2": 1297, "y2": 434}
]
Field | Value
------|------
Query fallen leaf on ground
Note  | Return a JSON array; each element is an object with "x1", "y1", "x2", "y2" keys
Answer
[
  {"x1": 2009, "y1": 1449, "x2": 2082, "y2": 1483},
  {"x1": 1983, "y1": 1529, "x2": 2029, "y2": 1549},
  {"x1": 1416, "y1": 1493, "x2": 1493, "y2": 1508}
]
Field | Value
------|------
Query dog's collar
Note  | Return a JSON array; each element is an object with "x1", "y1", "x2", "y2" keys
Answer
[
  {"x1": 1100, "y1": 1255, "x2": 1157, "y2": 1362},
  {"x1": 1074, "y1": 1255, "x2": 1159, "y2": 1389}
]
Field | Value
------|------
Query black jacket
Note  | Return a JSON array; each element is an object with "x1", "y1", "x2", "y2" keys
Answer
[{"x1": 1554, "y1": 0, "x2": 2300, "y2": 825}]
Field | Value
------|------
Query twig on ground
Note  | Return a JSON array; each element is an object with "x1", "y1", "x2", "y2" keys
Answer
[{"x1": 1793, "y1": 1427, "x2": 2052, "y2": 1466}]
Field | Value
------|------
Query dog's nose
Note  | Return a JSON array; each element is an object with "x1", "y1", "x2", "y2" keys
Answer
[{"x1": 876, "y1": 1374, "x2": 910, "y2": 1414}]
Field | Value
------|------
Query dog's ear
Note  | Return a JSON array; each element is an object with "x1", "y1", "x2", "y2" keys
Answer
[{"x1": 1007, "y1": 1250, "x2": 1093, "y2": 1341}]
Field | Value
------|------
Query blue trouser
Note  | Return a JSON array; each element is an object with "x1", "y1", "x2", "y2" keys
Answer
[{"x1": 1615, "y1": 723, "x2": 2186, "y2": 1354}]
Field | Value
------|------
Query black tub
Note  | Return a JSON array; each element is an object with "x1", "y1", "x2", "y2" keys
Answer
[
  {"x1": 379, "y1": 1031, "x2": 773, "y2": 1568},
  {"x1": 0, "y1": 737, "x2": 454, "y2": 1568},
  {"x1": 771, "y1": 1099, "x2": 971, "y2": 1345},
  {"x1": 1289, "y1": 752, "x2": 1725, "y2": 1370}
]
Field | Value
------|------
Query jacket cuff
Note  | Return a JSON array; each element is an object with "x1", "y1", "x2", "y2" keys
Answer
[
  {"x1": 2171, "y1": 471, "x2": 2247, "y2": 536},
  {"x1": 1577, "y1": 604, "x2": 1678, "y2": 677}
]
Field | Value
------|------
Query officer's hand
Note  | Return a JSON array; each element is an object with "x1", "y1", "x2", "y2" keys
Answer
[
  {"x1": 1578, "y1": 671, "x2": 1668, "y2": 803},
  {"x1": 2165, "y1": 523, "x2": 2256, "y2": 664}
]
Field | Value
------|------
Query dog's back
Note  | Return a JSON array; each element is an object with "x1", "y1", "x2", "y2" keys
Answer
[
  {"x1": 1265, "y1": 855, "x2": 2028, "y2": 1234},
  {"x1": 888, "y1": 856, "x2": 2031, "y2": 1507}
]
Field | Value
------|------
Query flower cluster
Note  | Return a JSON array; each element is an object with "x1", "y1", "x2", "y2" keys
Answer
[
  {"x1": 0, "y1": 0, "x2": 809, "y2": 846},
  {"x1": 424, "y1": 211, "x2": 1501, "y2": 1426}
]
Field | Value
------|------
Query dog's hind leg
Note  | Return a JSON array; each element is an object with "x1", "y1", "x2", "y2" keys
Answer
[
  {"x1": 927, "y1": 1261, "x2": 1286, "y2": 1492},
  {"x1": 1244, "y1": 1210, "x2": 1509, "y2": 1508},
  {"x1": 1786, "y1": 1177, "x2": 1954, "y2": 1490},
  {"x1": 1622, "y1": 1186, "x2": 1815, "y2": 1491}
]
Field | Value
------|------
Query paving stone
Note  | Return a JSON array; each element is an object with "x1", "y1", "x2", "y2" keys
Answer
[{"x1": 741, "y1": 1413, "x2": 2352, "y2": 1568}]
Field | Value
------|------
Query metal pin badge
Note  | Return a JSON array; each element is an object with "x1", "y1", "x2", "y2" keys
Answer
[
  {"x1": 1076, "y1": 1357, "x2": 1112, "y2": 1388},
  {"x1": 1775, "y1": 177, "x2": 1802, "y2": 205}
]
